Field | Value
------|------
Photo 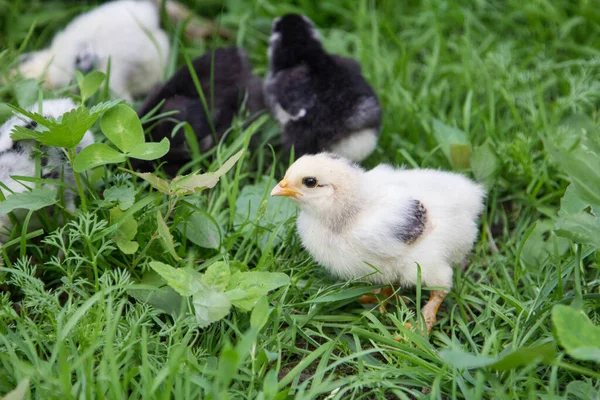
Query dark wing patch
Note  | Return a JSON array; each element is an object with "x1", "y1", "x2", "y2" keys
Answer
[{"x1": 395, "y1": 199, "x2": 427, "y2": 244}]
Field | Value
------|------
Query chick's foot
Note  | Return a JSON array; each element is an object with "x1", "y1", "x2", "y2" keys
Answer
[
  {"x1": 358, "y1": 286, "x2": 399, "y2": 312},
  {"x1": 421, "y1": 290, "x2": 448, "y2": 333},
  {"x1": 402, "y1": 290, "x2": 448, "y2": 336}
]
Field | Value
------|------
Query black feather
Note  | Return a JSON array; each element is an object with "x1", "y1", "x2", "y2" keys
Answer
[
  {"x1": 135, "y1": 47, "x2": 265, "y2": 174},
  {"x1": 266, "y1": 14, "x2": 382, "y2": 159},
  {"x1": 24, "y1": 121, "x2": 38, "y2": 130},
  {"x1": 75, "y1": 45, "x2": 96, "y2": 73},
  {"x1": 395, "y1": 200, "x2": 427, "y2": 245}
]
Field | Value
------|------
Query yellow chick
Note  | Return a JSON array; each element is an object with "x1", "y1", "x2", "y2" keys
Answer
[{"x1": 271, "y1": 153, "x2": 485, "y2": 333}]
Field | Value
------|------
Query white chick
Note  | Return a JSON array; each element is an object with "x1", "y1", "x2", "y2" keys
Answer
[
  {"x1": 271, "y1": 153, "x2": 485, "y2": 332},
  {"x1": 18, "y1": 0, "x2": 171, "y2": 101},
  {"x1": 0, "y1": 98, "x2": 94, "y2": 242}
]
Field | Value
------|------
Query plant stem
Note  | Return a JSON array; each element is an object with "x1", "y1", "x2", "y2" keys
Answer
[
  {"x1": 35, "y1": 142, "x2": 42, "y2": 189},
  {"x1": 131, "y1": 197, "x2": 177, "y2": 267},
  {"x1": 572, "y1": 244, "x2": 584, "y2": 310},
  {"x1": 557, "y1": 361, "x2": 600, "y2": 379},
  {"x1": 69, "y1": 148, "x2": 87, "y2": 213}
]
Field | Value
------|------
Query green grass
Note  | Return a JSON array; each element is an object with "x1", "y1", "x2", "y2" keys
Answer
[{"x1": 1, "y1": 0, "x2": 600, "y2": 398}]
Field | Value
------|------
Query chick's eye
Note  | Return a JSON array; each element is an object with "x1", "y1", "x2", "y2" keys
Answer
[{"x1": 302, "y1": 177, "x2": 318, "y2": 188}]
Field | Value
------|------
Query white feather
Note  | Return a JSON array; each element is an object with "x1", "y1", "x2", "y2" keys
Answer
[
  {"x1": 273, "y1": 103, "x2": 306, "y2": 125},
  {"x1": 279, "y1": 153, "x2": 485, "y2": 289},
  {"x1": 19, "y1": 0, "x2": 170, "y2": 100},
  {"x1": 328, "y1": 128, "x2": 378, "y2": 162}
]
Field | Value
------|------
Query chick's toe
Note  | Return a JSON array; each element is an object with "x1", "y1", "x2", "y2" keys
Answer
[{"x1": 421, "y1": 290, "x2": 448, "y2": 333}]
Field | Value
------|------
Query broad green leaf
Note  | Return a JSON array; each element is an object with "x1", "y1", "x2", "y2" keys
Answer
[
  {"x1": 565, "y1": 381, "x2": 599, "y2": 400},
  {"x1": 227, "y1": 271, "x2": 290, "y2": 312},
  {"x1": 127, "y1": 270, "x2": 183, "y2": 316},
  {"x1": 131, "y1": 171, "x2": 171, "y2": 194},
  {"x1": 73, "y1": 143, "x2": 127, "y2": 172},
  {"x1": 250, "y1": 296, "x2": 270, "y2": 331},
  {"x1": 552, "y1": 305, "x2": 600, "y2": 363},
  {"x1": 432, "y1": 119, "x2": 470, "y2": 168},
  {"x1": 2, "y1": 378, "x2": 30, "y2": 400},
  {"x1": 75, "y1": 70, "x2": 84, "y2": 94},
  {"x1": 127, "y1": 138, "x2": 170, "y2": 160},
  {"x1": 555, "y1": 115, "x2": 598, "y2": 151},
  {"x1": 439, "y1": 349, "x2": 496, "y2": 369},
  {"x1": 38, "y1": 106, "x2": 98, "y2": 148},
  {"x1": 156, "y1": 210, "x2": 181, "y2": 260},
  {"x1": 200, "y1": 261, "x2": 230, "y2": 291},
  {"x1": 91, "y1": 192, "x2": 161, "y2": 242},
  {"x1": 100, "y1": 104, "x2": 144, "y2": 153},
  {"x1": 558, "y1": 185, "x2": 593, "y2": 217},
  {"x1": 471, "y1": 138, "x2": 499, "y2": 187},
  {"x1": 450, "y1": 143, "x2": 471, "y2": 169},
  {"x1": 439, "y1": 342, "x2": 556, "y2": 370},
  {"x1": 0, "y1": 187, "x2": 56, "y2": 214},
  {"x1": 545, "y1": 118, "x2": 600, "y2": 206},
  {"x1": 521, "y1": 221, "x2": 568, "y2": 266},
  {"x1": 171, "y1": 149, "x2": 244, "y2": 195},
  {"x1": 555, "y1": 184, "x2": 600, "y2": 247},
  {"x1": 110, "y1": 207, "x2": 138, "y2": 254},
  {"x1": 7, "y1": 104, "x2": 55, "y2": 130},
  {"x1": 262, "y1": 369, "x2": 280, "y2": 399},
  {"x1": 10, "y1": 100, "x2": 114, "y2": 148},
  {"x1": 192, "y1": 285, "x2": 232, "y2": 328},
  {"x1": 103, "y1": 185, "x2": 136, "y2": 211},
  {"x1": 10, "y1": 125, "x2": 43, "y2": 141},
  {"x1": 216, "y1": 343, "x2": 239, "y2": 388},
  {"x1": 177, "y1": 210, "x2": 221, "y2": 249},
  {"x1": 555, "y1": 213, "x2": 600, "y2": 248},
  {"x1": 551, "y1": 149, "x2": 600, "y2": 206},
  {"x1": 234, "y1": 176, "x2": 296, "y2": 250},
  {"x1": 230, "y1": 261, "x2": 249, "y2": 273},
  {"x1": 78, "y1": 71, "x2": 105, "y2": 102},
  {"x1": 89, "y1": 99, "x2": 123, "y2": 115},
  {"x1": 148, "y1": 261, "x2": 202, "y2": 297},
  {"x1": 115, "y1": 237, "x2": 138, "y2": 254},
  {"x1": 488, "y1": 343, "x2": 556, "y2": 370},
  {"x1": 15, "y1": 79, "x2": 38, "y2": 108}
]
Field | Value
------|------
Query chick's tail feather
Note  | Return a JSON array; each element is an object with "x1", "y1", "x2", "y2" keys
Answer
[{"x1": 152, "y1": 0, "x2": 232, "y2": 41}]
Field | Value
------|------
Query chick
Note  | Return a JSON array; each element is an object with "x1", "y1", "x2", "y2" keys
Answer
[
  {"x1": 0, "y1": 98, "x2": 94, "y2": 241},
  {"x1": 264, "y1": 14, "x2": 382, "y2": 162},
  {"x1": 135, "y1": 47, "x2": 264, "y2": 174},
  {"x1": 16, "y1": 0, "x2": 230, "y2": 101},
  {"x1": 271, "y1": 153, "x2": 485, "y2": 333},
  {"x1": 18, "y1": 0, "x2": 169, "y2": 101}
]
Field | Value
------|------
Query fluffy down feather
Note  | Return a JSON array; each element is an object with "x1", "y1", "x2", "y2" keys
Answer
[
  {"x1": 18, "y1": 0, "x2": 170, "y2": 101},
  {"x1": 265, "y1": 14, "x2": 382, "y2": 162},
  {"x1": 271, "y1": 153, "x2": 486, "y2": 332}
]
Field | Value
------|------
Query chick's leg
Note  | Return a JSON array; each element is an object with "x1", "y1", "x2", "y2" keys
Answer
[
  {"x1": 420, "y1": 290, "x2": 448, "y2": 333},
  {"x1": 359, "y1": 286, "x2": 399, "y2": 312}
]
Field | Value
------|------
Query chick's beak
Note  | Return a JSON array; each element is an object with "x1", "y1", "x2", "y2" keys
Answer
[{"x1": 271, "y1": 179, "x2": 302, "y2": 198}]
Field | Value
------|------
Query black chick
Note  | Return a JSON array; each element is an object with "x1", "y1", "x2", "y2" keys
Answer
[
  {"x1": 136, "y1": 47, "x2": 264, "y2": 175},
  {"x1": 264, "y1": 14, "x2": 382, "y2": 162}
]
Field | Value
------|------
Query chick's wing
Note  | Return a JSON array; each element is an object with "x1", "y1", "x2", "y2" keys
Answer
[{"x1": 352, "y1": 177, "x2": 429, "y2": 258}]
